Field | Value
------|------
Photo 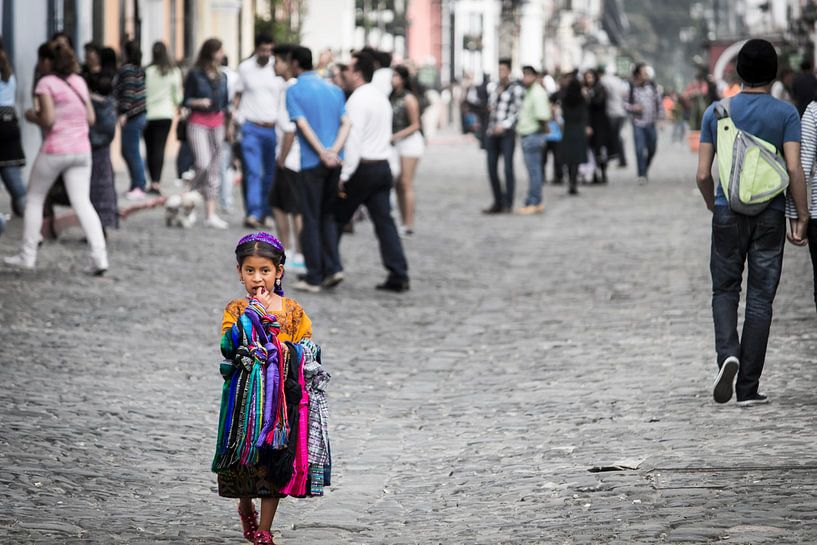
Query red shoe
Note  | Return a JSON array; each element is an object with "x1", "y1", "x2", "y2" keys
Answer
[
  {"x1": 238, "y1": 506, "x2": 259, "y2": 542},
  {"x1": 254, "y1": 530, "x2": 275, "y2": 544}
]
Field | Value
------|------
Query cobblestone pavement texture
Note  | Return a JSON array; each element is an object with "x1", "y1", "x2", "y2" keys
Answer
[{"x1": 2, "y1": 130, "x2": 817, "y2": 544}]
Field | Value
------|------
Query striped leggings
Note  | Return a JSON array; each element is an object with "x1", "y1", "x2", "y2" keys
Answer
[{"x1": 187, "y1": 122, "x2": 225, "y2": 201}]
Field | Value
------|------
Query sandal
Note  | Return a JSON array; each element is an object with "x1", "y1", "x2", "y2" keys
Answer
[
  {"x1": 253, "y1": 530, "x2": 275, "y2": 544},
  {"x1": 238, "y1": 506, "x2": 259, "y2": 542}
]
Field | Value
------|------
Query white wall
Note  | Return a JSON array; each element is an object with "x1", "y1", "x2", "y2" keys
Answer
[{"x1": 301, "y1": 0, "x2": 356, "y2": 57}]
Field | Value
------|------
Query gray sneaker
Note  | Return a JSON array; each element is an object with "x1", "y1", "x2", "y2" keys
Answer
[{"x1": 713, "y1": 356, "x2": 739, "y2": 404}]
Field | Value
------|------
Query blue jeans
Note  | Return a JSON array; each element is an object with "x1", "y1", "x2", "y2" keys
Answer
[
  {"x1": 121, "y1": 113, "x2": 147, "y2": 191},
  {"x1": 241, "y1": 122, "x2": 277, "y2": 221},
  {"x1": 485, "y1": 130, "x2": 516, "y2": 209},
  {"x1": 0, "y1": 166, "x2": 27, "y2": 216},
  {"x1": 521, "y1": 133, "x2": 546, "y2": 205},
  {"x1": 710, "y1": 206, "x2": 785, "y2": 400},
  {"x1": 632, "y1": 123, "x2": 657, "y2": 178}
]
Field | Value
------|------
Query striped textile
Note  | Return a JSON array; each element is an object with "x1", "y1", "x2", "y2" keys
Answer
[
  {"x1": 114, "y1": 64, "x2": 146, "y2": 118},
  {"x1": 787, "y1": 101, "x2": 817, "y2": 219}
]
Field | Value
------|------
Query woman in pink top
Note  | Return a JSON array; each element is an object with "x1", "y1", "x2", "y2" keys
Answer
[{"x1": 3, "y1": 42, "x2": 108, "y2": 274}]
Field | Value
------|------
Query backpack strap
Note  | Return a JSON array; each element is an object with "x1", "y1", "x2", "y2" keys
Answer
[{"x1": 715, "y1": 97, "x2": 732, "y2": 120}]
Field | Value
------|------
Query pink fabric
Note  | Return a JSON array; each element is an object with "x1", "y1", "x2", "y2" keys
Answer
[
  {"x1": 188, "y1": 111, "x2": 224, "y2": 128},
  {"x1": 35, "y1": 75, "x2": 91, "y2": 154},
  {"x1": 278, "y1": 351, "x2": 310, "y2": 497}
]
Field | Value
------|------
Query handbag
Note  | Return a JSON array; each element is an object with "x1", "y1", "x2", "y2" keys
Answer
[{"x1": 89, "y1": 95, "x2": 117, "y2": 149}]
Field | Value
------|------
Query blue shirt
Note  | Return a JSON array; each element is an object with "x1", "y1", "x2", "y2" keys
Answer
[
  {"x1": 700, "y1": 92, "x2": 800, "y2": 210},
  {"x1": 286, "y1": 72, "x2": 346, "y2": 170},
  {"x1": 0, "y1": 75, "x2": 16, "y2": 107}
]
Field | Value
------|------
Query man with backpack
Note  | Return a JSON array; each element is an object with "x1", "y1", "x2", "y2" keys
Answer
[
  {"x1": 627, "y1": 63, "x2": 662, "y2": 184},
  {"x1": 696, "y1": 39, "x2": 809, "y2": 407}
]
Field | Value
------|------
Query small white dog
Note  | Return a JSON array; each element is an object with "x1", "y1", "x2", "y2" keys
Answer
[{"x1": 165, "y1": 191, "x2": 204, "y2": 228}]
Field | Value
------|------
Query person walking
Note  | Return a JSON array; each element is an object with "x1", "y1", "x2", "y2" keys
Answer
[
  {"x1": 235, "y1": 34, "x2": 285, "y2": 229},
  {"x1": 515, "y1": 65, "x2": 551, "y2": 214},
  {"x1": 84, "y1": 46, "x2": 119, "y2": 232},
  {"x1": 584, "y1": 69, "x2": 613, "y2": 184},
  {"x1": 285, "y1": 45, "x2": 350, "y2": 293},
  {"x1": 336, "y1": 51, "x2": 410, "y2": 292},
  {"x1": 144, "y1": 41, "x2": 183, "y2": 195},
  {"x1": 0, "y1": 46, "x2": 26, "y2": 217},
  {"x1": 697, "y1": 39, "x2": 809, "y2": 406},
  {"x1": 116, "y1": 40, "x2": 148, "y2": 200},
  {"x1": 560, "y1": 77, "x2": 589, "y2": 196},
  {"x1": 627, "y1": 63, "x2": 662, "y2": 184},
  {"x1": 390, "y1": 64, "x2": 424, "y2": 235},
  {"x1": 271, "y1": 44, "x2": 306, "y2": 274},
  {"x1": 601, "y1": 65, "x2": 627, "y2": 168},
  {"x1": 483, "y1": 58, "x2": 524, "y2": 213},
  {"x1": 4, "y1": 42, "x2": 108, "y2": 274},
  {"x1": 183, "y1": 38, "x2": 231, "y2": 229},
  {"x1": 791, "y1": 99, "x2": 817, "y2": 313}
]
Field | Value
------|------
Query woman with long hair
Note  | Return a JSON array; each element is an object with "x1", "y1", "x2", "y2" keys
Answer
[
  {"x1": 4, "y1": 42, "x2": 108, "y2": 274},
  {"x1": 390, "y1": 65, "x2": 424, "y2": 236},
  {"x1": 560, "y1": 75, "x2": 589, "y2": 195},
  {"x1": 144, "y1": 41, "x2": 183, "y2": 194},
  {"x1": 0, "y1": 47, "x2": 27, "y2": 217},
  {"x1": 116, "y1": 40, "x2": 148, "y2": 200},
  {"x1": 182, "y1": 38, "x2": 230, "y2": 228},
  {"x1": 83, "y1": 46, "x2": 120, "y2": 232}
]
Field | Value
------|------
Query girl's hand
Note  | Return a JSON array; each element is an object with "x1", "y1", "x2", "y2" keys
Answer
[{"x1": 253, "y1": 286, "x2": 275, "y2": 312}]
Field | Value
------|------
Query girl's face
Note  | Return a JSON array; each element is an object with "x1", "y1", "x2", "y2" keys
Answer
[
  {"x1": 391, "y1": 73, "x2": 402, "y2": 90},
  {"x1": 237, "y1": 255, "x2": 282, "y2": 297}
]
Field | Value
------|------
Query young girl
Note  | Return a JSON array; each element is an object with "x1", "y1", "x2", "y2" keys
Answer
[{"x1": 214, "y1": 232, "x2": 331, "y2": 545}]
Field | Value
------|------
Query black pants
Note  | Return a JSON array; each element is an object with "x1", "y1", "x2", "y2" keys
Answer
[
  {"x1": 710, "y1": 206, "x2": 785, "y2": 400},
  {"x1": 807, "y1": 221, "x2": 817, "y2": 312},
  {"x1": 144, "y1": 119, "x2": 172, "y2": 183},
  {"x1": 542, "y1": 140, "x2": 563, "y2": 183},
  {"x1": 298, "y1": 165, "x2": 342, "y2": 286},
  {"x1": 335, "y1": 161, "x2": 409, "y2": 283}
]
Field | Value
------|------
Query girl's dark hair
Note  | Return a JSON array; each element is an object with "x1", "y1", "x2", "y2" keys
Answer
[
  {"x1": 391, "y1": 64, "x2": 415, "y2": 95},
  {"x1": 124, "y1": 40, "x2": 142, "y2": 66},
  {"x1": 195, "y1": 38, "x2": 223, "y2": 74},
  {"x1": 562, "y1": 77, "x2": 585, "y2": 108},
  {"x1": 151, "y1": 41, "x2": 173, "y2": 76},
  {"x1": 235, "y1": 241, "x2": 285, "y2": 267},
  {"x1": 0, "y1": 49, "x2": 12, "y2": 82}
]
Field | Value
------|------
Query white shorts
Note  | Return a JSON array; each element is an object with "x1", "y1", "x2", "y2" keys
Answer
[{"x1": 394, "y1": 131, "x2": 425, "y2": 158}]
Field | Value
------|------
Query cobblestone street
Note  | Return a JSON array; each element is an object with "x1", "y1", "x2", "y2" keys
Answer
[{"x1": 2, "y1": 129, "x2": 817, "y2": 544}]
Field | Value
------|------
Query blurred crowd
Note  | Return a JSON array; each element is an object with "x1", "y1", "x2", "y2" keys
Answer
[
  {"x1": 459, "y1": 60, "x2": 663, "y2": 213},
  {"x1": 0, "y1": 33, "x2": 425, "y2": 291}
]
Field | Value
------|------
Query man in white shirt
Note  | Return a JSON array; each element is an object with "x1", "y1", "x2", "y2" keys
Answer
[
  {"x1": 271, "y1": 44, "x2": 306, "y2": 274},
  {"x1": 601, "y1": 65, "x2": 628, "y2": 168},
  {"x1": 235, "y1": 34, "x2": 286, "y2": 228},
  {"x1": 337, "y1": 51, "x2": 410, "y2": 292}
]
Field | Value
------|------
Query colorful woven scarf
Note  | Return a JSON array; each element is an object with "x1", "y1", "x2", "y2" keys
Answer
[{"x1": 213, "y1": 299, "x2": 289, "y2": 472}]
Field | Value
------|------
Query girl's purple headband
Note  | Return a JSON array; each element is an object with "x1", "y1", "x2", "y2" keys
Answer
[{"x1": 236, "y1": 232, "x2": 285, "y2": 254}]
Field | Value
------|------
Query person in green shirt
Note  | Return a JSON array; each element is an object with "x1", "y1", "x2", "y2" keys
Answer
[{"x1": 516, "y1": 65, "x2": 551, "y2": 214}]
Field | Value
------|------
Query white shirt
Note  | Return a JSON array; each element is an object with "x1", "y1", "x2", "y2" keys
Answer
[
  {"x1": 235, "y1": 56, "x2": 286, "y2": 124},
  {"x1": 276, "y1": 78, "x2": 302, "y2": 172},
  {"x1": 372, "y1": 67, "x2": 393, "y2": 97},
  {"x1": 341, "y1": 83, "x2": 393, "y2": 181},
  {"x1": 601, "y1": 74, "x2": 627, "y2": 118}
]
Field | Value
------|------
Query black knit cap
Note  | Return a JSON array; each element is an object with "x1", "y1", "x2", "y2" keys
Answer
[{"x1": 736, "y1": 39, "x2": 778, "y2": 87}]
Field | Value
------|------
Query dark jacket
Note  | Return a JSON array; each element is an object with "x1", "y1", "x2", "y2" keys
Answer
[
  {"x1": 561, "y1": 100, "x2": 589, "y2": 166},
  {"x1": 183, "y1": 67, "x2": 228, "y2": 113}
]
